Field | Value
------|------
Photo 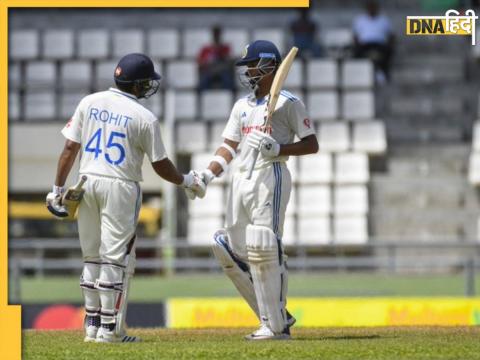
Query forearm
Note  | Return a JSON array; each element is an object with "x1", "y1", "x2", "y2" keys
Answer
[
  {"x1": 55, "y1": 141, "x2": 80, "y2": 187},
  {"x1": 207, "y1": 139, "x2": 238, "y2": 177},
  {"x1": 278, "y1": 135, "x2": 319, "y2": 156},
  {"x1": 152, "y1": 158, "x2": 184, "y2": 185}
]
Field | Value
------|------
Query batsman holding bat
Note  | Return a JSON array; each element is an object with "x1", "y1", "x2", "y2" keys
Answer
[
  {"x1": 193, "y1": 40, "x2": 319, "y2": 340},
  {"x1": 46, "y1": 53, "x2": 206, "y2": 343}
]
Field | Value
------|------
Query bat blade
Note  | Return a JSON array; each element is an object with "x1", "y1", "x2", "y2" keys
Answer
[{"x1": 61, "y1": 175, "x2": 87, "y2": 220}]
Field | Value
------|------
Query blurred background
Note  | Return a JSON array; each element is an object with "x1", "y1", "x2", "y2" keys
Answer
[{"x1": 8, "y1": 0, "x2": 480, "y2": 330}]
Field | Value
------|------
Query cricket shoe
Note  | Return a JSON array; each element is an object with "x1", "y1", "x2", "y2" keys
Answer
[
  {"x1": 286, "y1": 311, "x2": 296, "y2": 328},
  {"x1": 245, "y1": 323, "x2": 291, "y2": 340},
  {"x1": 95, "y1": 325, "x2": 141, "y2": 343},
  {"x1": 83, "y1": 315, "x2": 100, "y2": 343}
]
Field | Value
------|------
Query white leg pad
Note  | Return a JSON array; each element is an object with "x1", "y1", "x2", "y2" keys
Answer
[
  {"x1": 212, "y1": 230, "x2": 259, "y2": 318},
  {"x1": 80, "y1": 262, "x2": 101, "y2": 316},
  {"x1": 246, "y1": 224, "x2": 285, "y2": 334},
  {"x1": 115, "y1": 241, "x2": 136, "y2": 336},
  {"x1": 95, "y1": 263, "x2": 124, "y2": 325}
]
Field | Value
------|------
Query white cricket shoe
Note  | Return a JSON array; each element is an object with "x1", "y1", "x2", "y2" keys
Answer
[
  {"x1": 84, "y1": 324, "x2": 99, "y2": 342},
  {"x1": 244, "y1": 324, "x2": 291, "y2": 341},
  {"x1": 95, "y1": 326, "x2": 141, "y2": 343}
]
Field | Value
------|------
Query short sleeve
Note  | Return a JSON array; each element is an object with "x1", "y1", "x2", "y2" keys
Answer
[
  {"x1": 142, "y1": 120, "x2": 167, "y2": 163},
  {"x1": 61, "y1": 98, "x2": 84, "y2": 143},
  {"x1": 221, "y1": 101, "x2": 242, "y2": 142},
  {"x1": 287, "y1": 99, "x2": 316, "y2": 139}
]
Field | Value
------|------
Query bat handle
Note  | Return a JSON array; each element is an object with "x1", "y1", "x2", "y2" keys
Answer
[{"x1": 246, "y1": 150, "x2": 259, "y2": 180}]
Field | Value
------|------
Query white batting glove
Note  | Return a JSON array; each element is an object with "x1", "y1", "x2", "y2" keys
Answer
[
  {"x1": 182, "y1": 170, "x2": 207, "y2": 200},
  {"x1": 46, "y1": 185, "x2": 68, "y2": 218},
  {"x1": 200, "y1": 169, "x2": 216, "y2": 185},
  {"x1": 246, "y1": 129, "x2": 280, "y2": 158}
]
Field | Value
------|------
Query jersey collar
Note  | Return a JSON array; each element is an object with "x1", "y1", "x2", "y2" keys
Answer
[
  {"x1": 247, "y1": 93, "x2": 268, "y2": 106},
  {"x1": 109, "y1": 87, "x2": 139, "y2": 101}
]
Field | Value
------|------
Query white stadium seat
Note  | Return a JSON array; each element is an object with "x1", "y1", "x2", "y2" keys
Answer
[
  {"x1": 283, "y1": 60, "x2": 303, "y2": 90},
  {"x1": 306, "y1": 59, "x2": 338, "y2": 89},
  {"x1": 188, "y1": 184, "x2": 224, "y2": 216},
  {"x1": 9, "y1": 91, "x2": 20, "y2": 121},
  {"x1": 352, "y1": 120, "x2": 387, "y2": 155},
  {"x1": 298, "y1": 216, "x2": 331, "y2": 245},
  {"x1": 174, "y1": 90, "x2": 197, "y2": 120},
  {"x1": 188, "y1": 216, "x2": 223, "y2": 246},
  {"x1": 9, "y1": 62, "x2": 21, "y2": 90},
  {"x1": 323, "y1": 28, "x2": 353, "y2": 50},
  {"x1": 341, "y1": 60, "x2": 374, "y2": 89},
  {"x1": 210, "y1": 121, "x2": 227, "y2": 150},
  {"x1": 342, "y1": 91, "x2": 375, "y2": 121},
  {"x1": 182, "y1": 28, "x2": 212, "y2": 58},
  {"x1": 334, "y1": 152, "x2": 370, "y2": 184},
  {"x1": 318, "y1": 122, "x2": 350, "y2": 153},
  {"x1": 10, "y1": 30, "x2": 39, "y2": 60},
  {"x1": 222, "y1": 28, "x2": 249, "y2": 57},
  {"x1": 24, "y1": 91, "x2": 56, "y2": 120},
  {"x1": 333, "y1": 215, "x2": 368, "y2": 244},
  {"x1": 297, "y1": 185, "x2": 331, "y2": 216},
  {"x1": 78, "y1": 29, "x2": 110, "y2": 59},
  {"x1": 59, "y1": 92, "x2": 88, "y2": 119},
  {"x1": 252, "y1": 28, "x2": 285, "y2": 54},
  {"x1": 308, "y1": 91, "x2": 339, "y2": 121},
  {"x1": 473, "y1": 122, "x2": 480, "y2": 152},
  {"x1": 468, "y1": 152, "x2": 480, "y2": 185},
  {"x1": 298, "y1": 153, "x2": 333, "y2": 184},
  {"x1": 176, "y1": 122, "x2": 208, "y2": 153},
  {"x1": 112, "y1": 29, "x2": 144, "y2": 58},
  {"x1": 94, "y1": 60, "x2": 117, "y2": 90},
  {"x1": 25, "y1": 61, "x2": 56, "y2": 89},
  {"x1": 200, "y1": 90, "x2": 233, "y2": 120},
  {"x1": 333, "y1": 185, "x2": 369, "y2": 215},
  {"x1": 60, "y1": 61, "x2": 92, "y2": 90},
  {"x1": 166, "y1": 60, "x2": 198, "y2": 89},
  {"x1": 43, "y1": 29, "x2": 74, "y2": 59},
  {"x1": 148, "y1": 29, "x2": 180, "y2": 59}
]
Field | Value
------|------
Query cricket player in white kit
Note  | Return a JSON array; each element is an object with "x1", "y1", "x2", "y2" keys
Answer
[
  {"x1": 193, "y1": 40, "x2": 319, "y2": 340},
  {"x1": 46, "y1": 53, "x2": 205, "y2": 343}
]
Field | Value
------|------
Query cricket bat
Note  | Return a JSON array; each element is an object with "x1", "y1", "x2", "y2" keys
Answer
[
  {"x1": 246, "y1": 46, "x2": 298, "y2": 180},
  {"x1": 61, "y1": 175, "x2": 88, "y2": 220}
]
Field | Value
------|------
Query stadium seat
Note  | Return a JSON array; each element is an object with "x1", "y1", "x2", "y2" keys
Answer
[
  {"x1": 318, "y1": 122, "x2": 350, "y2": 153},
  {"x1": 188, "y1": 184, "x2": 224, "y2": 216},
  {"x1": 176, "y1": 122, "x2": 208, "y2": 153},
  {"x1": 147, "y1": 29, "x2": 180, "y2": 59},
  {"x1": 472, "y1": 121, "x2": 480, "y2": 152},
  {"x1": 78, "y1": 29, "x2": 110, "y2": 59},
  {"x1": 9, "y1": 62, "x2": 21, "y2": 89},
  {"x1": 333, "y1": 185, "x2": 369, "y2": 215},
  {"x1": 59, "y1": 92, "x2": 87, "y2": 119},
  {"x1": 334, "y1": 152, "x2": 370, "y2": 184},
  {"x1": 468, "y1": 152, "x2": 480, "y2": 185},
  {"x1": 222, "y1": 28, "x2": 249, "y2": 57},
  {"x1": 298, "y1": 216, "x2": 331, "y2": 245},
  {"x1": 182, "y1": 28, "x2": 212, "y2": 58},
  {"x1": 140, "y1": 91, "x2": 163, "y2": 118},
  {"x1": 25, "y1": 61, "x2": 56, "y2": 89},
  {"x1": 252, "y1": 28, "x2": 285, "y2": 54},
  {"x1": 283, "y1": 59, "x2": 303, "y2": 90},
  {"x1": 297, "y1": 185, "x2": 332, "y2": 215},
  {"x1": 341, "y1": 60, "x2": 374, "y2": 89},
  {"x1": 352, "y1": 120, "x2": 387, "y2": 155},
  {"x1": 9, "y1": 91, "x2": 20, "y2": 121},
  {"x1": 282, "y1": 214, "x2": 297, "y2": 246},
  {"x1": 333, "y1": 215, "x2": 368, "y2": 244},
  {"x1": 94, "y1": 60, "x2": 117, "y2": 90},
  {"x1": 112, "y1": 29, "x2": 144, "y2": 58},
  {"x1": 342, "y1": 91, "x2": 375, "y2": 121},
  {"x1": 210, "y1": 121, "x2": 227, "y2": 150},
  {"x1": 24, "y1": 91, "x2": 56, "y2": 120},
  {"x1": 187, "y1": 216, "x2": 223, "y2": 246},
  {"x1": 323, "y1": 28, "x2": 353, "y2": 58},
  {"x1": 10, "y1": 30, "x2": 39, "y2": 60},
  {"x1": 200, "y1": 90, "x2": 233, "y2": 120},
  {"x1": 166, "y1": 60, "x2": 198, "y2": 89},
  {"x1": 60, "y1": 61, "x2": 92, "y2": 91},
  {"x1": 174, "y1": 90, "x2": 197, "y2": 120},
  {"x1": 43, "y1": 29, "x2": 74, "y2": 59},
  {"x1": 298, "y1": 153, "x2": 333, "y2": 184},
  {"x1": 308, "y1": 91, "x2": 339, "y2": 121},
  {"x1": 306, "y1": 59, "x2": 338, "y2": 89}
]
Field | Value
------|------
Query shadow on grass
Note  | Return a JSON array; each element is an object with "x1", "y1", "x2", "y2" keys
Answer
[{"x1": 293, "y1": 334, "x2": 385, "y2": 341}]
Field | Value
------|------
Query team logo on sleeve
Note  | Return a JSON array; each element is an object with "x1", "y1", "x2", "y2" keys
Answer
[{"x1": 303, "y1": 118, "x2": 311, "y2": 129}]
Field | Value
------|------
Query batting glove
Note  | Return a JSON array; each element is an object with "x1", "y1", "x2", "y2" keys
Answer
[
  {"x1": 246, "y1": 129, "x2": 280, "y2": 158},
  {"x1": 46, "y1": 185, "x2": 69, "y2": 218},
  {"x1": 182, "y1": 170, "x2": 207, "y2": 200}
]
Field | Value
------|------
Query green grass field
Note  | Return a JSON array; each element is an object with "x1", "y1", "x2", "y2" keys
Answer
[
  {"x1": 23, "y1": 327, "x2": 480, "y2": 360},
  {"x1": 14, "y1": 272, "x2": 480, "y2": 302}
]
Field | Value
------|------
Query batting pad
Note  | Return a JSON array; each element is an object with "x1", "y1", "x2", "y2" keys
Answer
[
  {"x1": 246, "y1": 224, "x2": 285, "y2": 334},
  {"x1": 212, "y1": 230, "x2": 259, "y2": 319},
  {"x1": 95, "y1": 263, "x2": 124, "y2": 324},
  {"x1": 80, "y1": 262, "x2": 101, "y2": 316}
]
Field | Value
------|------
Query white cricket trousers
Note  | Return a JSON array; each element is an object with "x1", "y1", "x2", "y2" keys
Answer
[
  {"x1": 225, "y1": 162, "x2": 292, "y2": 261},
  {"x1": 77, "y1": 174, "x2": 142, "y2": 265}
]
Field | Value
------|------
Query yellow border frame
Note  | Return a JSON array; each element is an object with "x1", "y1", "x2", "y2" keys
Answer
[{"x1": 0, "y1": 1, "x2": 308, "y2": 359}]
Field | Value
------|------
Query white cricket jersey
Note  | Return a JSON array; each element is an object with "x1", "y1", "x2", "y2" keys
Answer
[
  {"x1": 62, "y1": 88, "x2": 167, "y2": 182},
  {"x1": 222, "y1": 90, "x2": 315, "y2": 171}
]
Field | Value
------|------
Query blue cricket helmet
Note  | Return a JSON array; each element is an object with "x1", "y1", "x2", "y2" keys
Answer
[{"x1": 236, "y1": 40, "x2": 281, "y2": 66}]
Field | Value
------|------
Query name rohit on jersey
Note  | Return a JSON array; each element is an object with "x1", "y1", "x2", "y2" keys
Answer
[
  {"x1": 242, "y1": 125, "x2": 272, "y2": 135},
  {"x1": 88, "y1": 107, "x2": 132, "y2": 128}
]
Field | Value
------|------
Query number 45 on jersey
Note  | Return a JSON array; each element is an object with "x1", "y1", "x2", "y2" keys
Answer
[{"x1": 85, "y1": 128, "x2": 126, "y2": 166}]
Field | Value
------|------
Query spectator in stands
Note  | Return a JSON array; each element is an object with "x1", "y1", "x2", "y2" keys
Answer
[
  {"x1": 290, "y1": 8, "x2": 323, "y2": 59},
  {"x1": 197, "y1": 26, "x2": 235, "y2": 91},
  {"x1": 353, "y1": 0, "x2": 395, "y2": 84}
]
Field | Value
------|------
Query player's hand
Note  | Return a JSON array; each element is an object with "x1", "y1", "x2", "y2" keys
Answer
[
  {"x1": 246, "y1": 129, "x2": 280, "y2": 158},
  {"x1": 46, "y1": 186, "x2": 69, "y2": 218},
  {"x1": 199, "y1": 169, "x2": 215, "y2": 185},
  {"x1": 182, "y1": 170, "x2": 207, "y2": 200}
]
